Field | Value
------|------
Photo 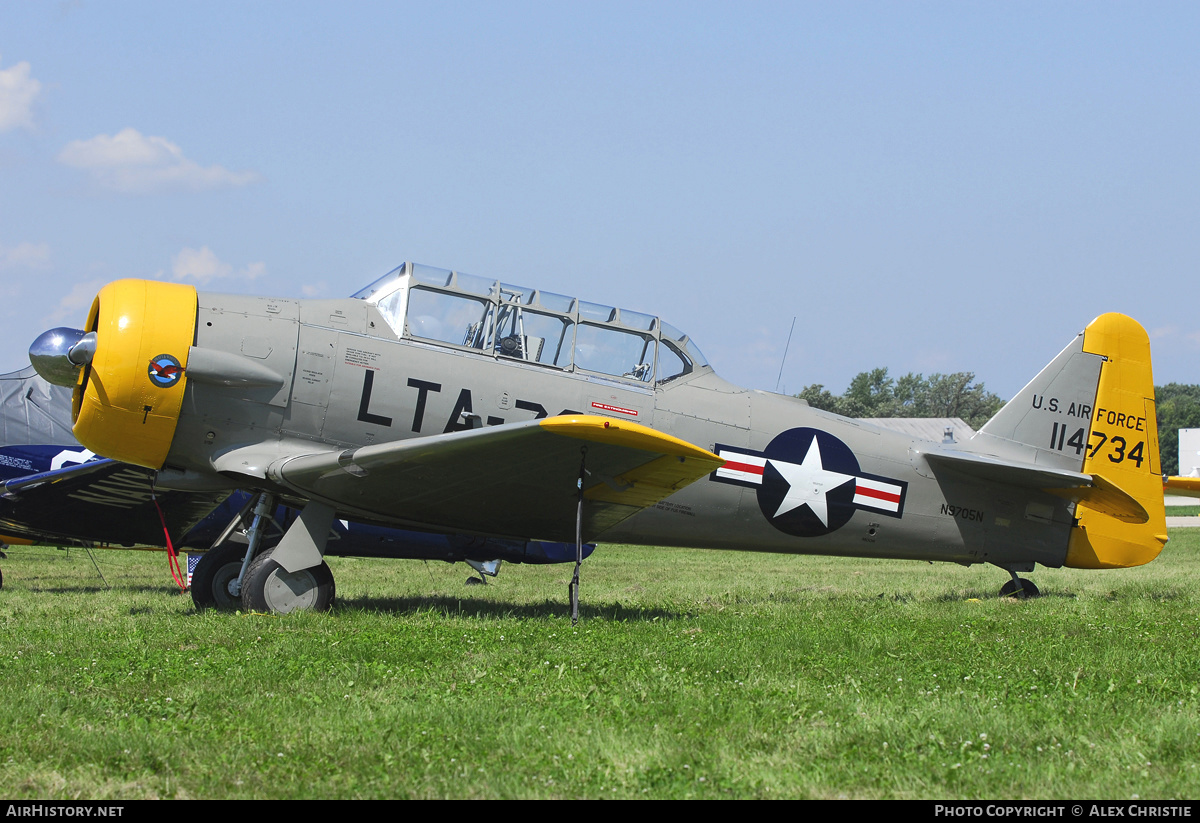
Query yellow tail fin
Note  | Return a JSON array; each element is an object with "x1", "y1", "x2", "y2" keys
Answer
[{"x1": 1065, "y1": 313, "x2": 1168, "y2": 568}]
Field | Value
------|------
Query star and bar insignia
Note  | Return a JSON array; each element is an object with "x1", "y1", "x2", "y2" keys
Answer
[{"x1": 711, "y1": 427, "x2": 907, "y2": 538}]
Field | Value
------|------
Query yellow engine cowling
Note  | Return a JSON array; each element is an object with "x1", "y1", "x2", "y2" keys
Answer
[{"x1": 73, "y1": 279, "x2": 198, "y2": 470}]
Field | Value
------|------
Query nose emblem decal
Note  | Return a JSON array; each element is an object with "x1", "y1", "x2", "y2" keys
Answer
[{"x1": 147, "y1": 354, "x2": 183, "y2": 388}]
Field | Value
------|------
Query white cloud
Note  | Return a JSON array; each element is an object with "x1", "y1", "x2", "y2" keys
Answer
[
  {"x1": 58, "y1": 128, "x2": 260, "y2": 193},
  {"x1": 0, "y1": 241, "x2": 50, "y2": 270},
  {"x1": 168, "y1": 246, "x2": 265, "y2": 286},
  {"x1": 0, "y1": 54, "x2": 41, "y2": 132},
  {"x1": 45, "y1": 278, "x2": 104, "y2": 325}
]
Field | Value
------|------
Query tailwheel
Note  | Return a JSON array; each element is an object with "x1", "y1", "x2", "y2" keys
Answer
[
  {"x1": 464, "y1": 558, "x2": 500, "y2": 586},
  {"x1": 241, "y1": 549, "x2": 335, "y2": 614},
  {"x1": 190, "y1": 541, "x2": 248, "y2": 611},
  {"x1": 1000, "y1": 576, "x2": 1040, "y2": 599}
]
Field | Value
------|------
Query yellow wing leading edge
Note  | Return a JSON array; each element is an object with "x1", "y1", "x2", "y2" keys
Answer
[{"x1": 540, "y1": 415, "x2": 726, "y2": 508}]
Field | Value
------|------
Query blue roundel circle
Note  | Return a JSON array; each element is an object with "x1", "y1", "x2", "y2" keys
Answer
[
  {"x1": 147, "y1": 353, "x2": 183, "y2": 388},
  {"x1": 755, "y1": 427, "x2": 862, "y2": 538}
]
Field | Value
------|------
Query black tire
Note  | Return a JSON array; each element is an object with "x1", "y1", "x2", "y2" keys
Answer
[
  {"x1": 241, "y1": 550, "x2": 335, "y2": 614},
  {"x1": 190, "y1": 541, "x2": 249, "y2": 611},
  {"x1": 999, "y1": 577, "x2": 1040, "y2": 599}
]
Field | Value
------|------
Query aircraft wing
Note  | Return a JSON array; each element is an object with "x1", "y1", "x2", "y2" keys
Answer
[
  {"x1": 0, "y1": 457, "x2": 228, "y2": 547},
  {"x1": 0, "y1": 457, "x2": 119, "y2": 498},
  {"x1": 262, "y1": 415, "x2": 724, "y2": 542},
  {"x1": 925, "y1": 450, "x2": 1148, "y2": 523}
]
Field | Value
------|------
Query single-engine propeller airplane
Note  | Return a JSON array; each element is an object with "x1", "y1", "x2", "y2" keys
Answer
[{"x1": 29, "y1": 263, "x2": 1168, "y2": 613}]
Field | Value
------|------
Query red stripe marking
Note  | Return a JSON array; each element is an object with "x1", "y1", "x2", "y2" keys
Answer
[
  {"x1": 723, "y1": 460, "x2": 764, "y2": 476},
  {"x1": 591, "y1": 402, "x2": 638, "y2": 417},
  {"x1": 855, "y1": 484, "x2": 900, "y2": 503}
]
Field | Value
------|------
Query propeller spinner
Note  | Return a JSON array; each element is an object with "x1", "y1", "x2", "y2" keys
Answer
[{"x1": 29, "y1": 327, "x2": 97, "y2": 387}]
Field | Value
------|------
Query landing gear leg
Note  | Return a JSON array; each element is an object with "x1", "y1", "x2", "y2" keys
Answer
[{"x1": 191, "y1": 493, "x2": 276, "y2": 610}]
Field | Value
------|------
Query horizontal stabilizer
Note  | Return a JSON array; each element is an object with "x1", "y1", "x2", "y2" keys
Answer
[
  {"x1": 1164, "y1": 476, "x2": 1200, "y2": 499},
  {"x1": 925, "y1": 449, "x2": 1148, "y2": 523}
]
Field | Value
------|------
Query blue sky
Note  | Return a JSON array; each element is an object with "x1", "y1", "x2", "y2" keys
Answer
[{"x1": 1, "y1": 2, "x2": 1197, "y2": 399}]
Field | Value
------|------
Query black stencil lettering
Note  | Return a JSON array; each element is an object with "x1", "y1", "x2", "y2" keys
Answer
[
  {"x1": 407, "y1": 378, "x2": 442, "y2": 432},
  {"x1": 357, "y1": 370, "x2": 393, "y2": 427}
]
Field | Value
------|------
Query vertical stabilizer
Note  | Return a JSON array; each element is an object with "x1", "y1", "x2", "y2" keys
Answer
[{"x1": 973, "y1": 329, "x2": 1104, "y2": 470}]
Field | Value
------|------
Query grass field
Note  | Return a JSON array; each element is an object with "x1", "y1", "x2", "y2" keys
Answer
[{"x1": 1, "y1": 532, "x2": 1198, "y2": 800}]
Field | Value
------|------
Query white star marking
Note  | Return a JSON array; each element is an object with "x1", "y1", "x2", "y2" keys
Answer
[{"x1": 768, "y1": 438, "x2": 855, "y2": 527}]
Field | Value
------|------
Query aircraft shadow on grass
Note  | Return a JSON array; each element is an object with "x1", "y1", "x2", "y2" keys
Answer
[{"x1": 330, "y1": 594, "x2": 681, "y2": 621}]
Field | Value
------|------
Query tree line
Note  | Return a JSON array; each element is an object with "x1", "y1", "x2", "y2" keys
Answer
[
  {"x1": 797, "y1": 371, "x2": 1200, "y2": 475},
  {"x1": 1156, "y1": 384, "x2": 1200, "y2": 476},
  {"x1": 796, "y1": 369, "x2": 1004, "y2": 430}
]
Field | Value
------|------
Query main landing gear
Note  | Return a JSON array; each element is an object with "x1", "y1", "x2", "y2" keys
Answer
[
  {"x1": 191, "y1": 492, "x2": 283, "y2": 611},
  {"x1": 193, "y1": 496, "x2": 339, "y2": 614},
  {"x1": 190, "y1": 540, "x2": 248, "y2": 610}
]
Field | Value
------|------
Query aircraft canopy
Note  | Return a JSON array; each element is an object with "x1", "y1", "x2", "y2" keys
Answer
[{"x1": 352, "y1": 263, "x2": 710, "y2": 386}]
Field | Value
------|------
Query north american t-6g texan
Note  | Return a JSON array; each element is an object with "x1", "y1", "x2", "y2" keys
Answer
[{"x1": 29, "y1": 262, "x2": 1167, "y2": 614}]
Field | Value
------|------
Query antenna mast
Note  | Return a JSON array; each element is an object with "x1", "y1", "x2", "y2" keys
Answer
[{"x1": 775, "y1": 316, "x2": 796, "y2": 393}]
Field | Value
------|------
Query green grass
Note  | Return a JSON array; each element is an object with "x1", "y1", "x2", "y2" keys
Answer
[
  {"x1": 1165, "y1": 505, "x2": 1200, "y2": 516},
  {"x1": 2, "y1": 534, "x2": 1199, "y2": 800}
]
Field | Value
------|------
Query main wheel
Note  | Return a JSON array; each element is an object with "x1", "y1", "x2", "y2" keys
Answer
[
  {"x1": 190, "y1": 541, "x2": 249, "y2": 611},
  {"x1": 1000, "y1": 577, "x2": 1040, "y2": 599},
  {"x1": 241, "y1": 550, "x2": 335, "y2": 614}
]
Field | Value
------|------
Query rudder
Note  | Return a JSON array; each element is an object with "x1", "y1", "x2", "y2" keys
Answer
[{"x1": 1065, "y1": 313, "x2": 1167, "y2": 568}]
